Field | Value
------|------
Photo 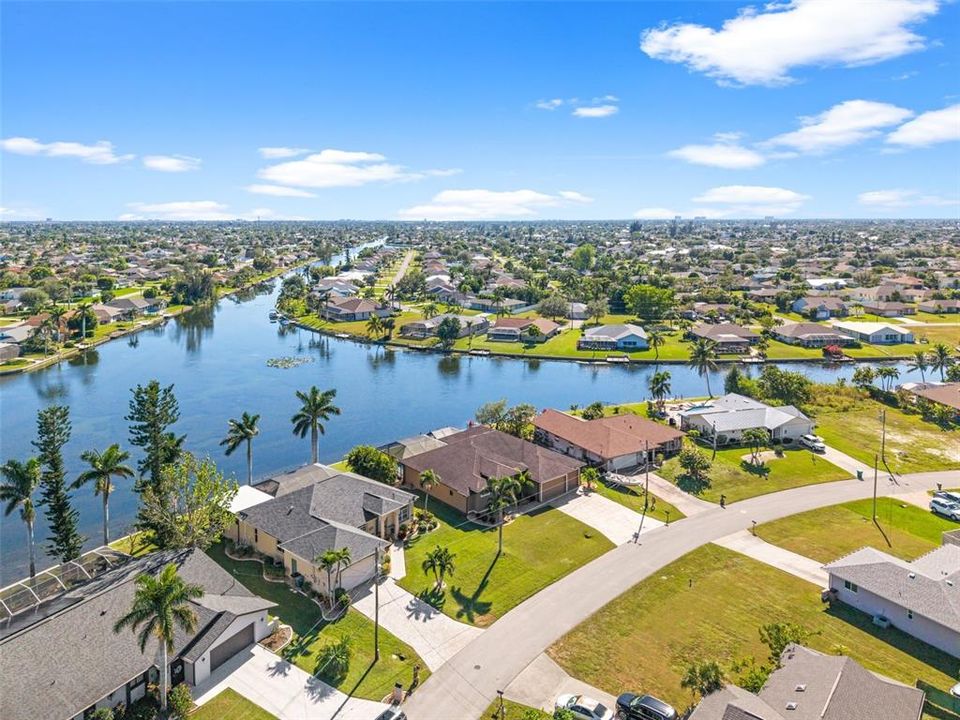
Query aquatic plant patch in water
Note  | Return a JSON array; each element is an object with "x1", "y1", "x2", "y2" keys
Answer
[{"x1": 266, "y1": 356, "x2": 314, "y2": 369}]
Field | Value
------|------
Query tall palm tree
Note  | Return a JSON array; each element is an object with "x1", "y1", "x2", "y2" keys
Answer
[
  {"x1": 366, "y1": 314, "x2": 384, "y2": 339},
  {"x1": 76, "y1": 301, "x2": 93, "y2": 340},
  {"x1": 648, "y1": 370, "x2": 672, "y2": 413},
  {"x1": 0, "y1": 458, "x2": 41, "y2": 580},
  {"x1": 114, "y1": 563, "x2": 203, "y2": 714},
  {"x1": 382, "y1": 316, "x2": 396, "y2": 339},
  {"x1": 419, "y1": 469, "x2": 440, "y2": 513},
  {"x1": 317, "y1": 550, "x2": 339, "y2": 607},
  {"x1": 930, "y1": 342, "x2": 953, "y2": 381},
  {"x1": 291, "y1": 386, "x2": 341, "y2": 464},
  {"x1": 72, "y1": 444, "x2": 134, "y2": 546},
  {"x1": 422, "y1": 302, "x2": 439, "y2": 320},
  {"x1": 647, "y1": 329, "x2": 665, "y2": 362},
  {"x1": 421, "y1": 545, "x2": 456, "y2": 590},
  {"x1": 486, "y1": 475, "x2": 522, "y2": 555},
  {"x1": 689, "y1": 338, "x2": 719, "y2": 398},
  {"x1": 334, "y1": 547, "x2": 352, "y2": 591},
  {"x1": 220, "y1": 412, "x2": 261, "y2": 485},
  {"x1": 47, "y1": 304, "x2": 67, "y2": 342},
  {"x1": 907, "y1": 350, "x2": 930, "y2": 383}
]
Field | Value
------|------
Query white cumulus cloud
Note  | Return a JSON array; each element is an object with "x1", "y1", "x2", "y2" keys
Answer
[
  {"x1": 245, "y1": 184, "x2": 318, "y2": 198},
  {"x1": 142, "y1": 154, "x2": 202, "y2": 172},
  {"x1": 640, "y1": 0, "x2": 939, "y2": 86},
  {"x1": 258, "y1": 149, "x2": 454, "y2": 189},
  {"x1": 858, "y1": 188, "x2": 959, "y2": 208},
  {"x1": 764, "y1": 100, "x2": 913, "y2": 153},
  {"x1": 258, "y1": 146, "x2": 311, "y2": 159},
  {"x1": 398, "y1": 189, "x2": 590, "y2": 220},
  {"x1": 692, "y1": 185, "x2": 810, "y2": 216},
  {"x1": 667, "y1": 142, "x2": 766, "y2": 168},
  {"x1": 0, "y1": 136, "x2": 134, "y2": 164},
  {"x1": 573, "y1": 105, "x2": 619, "y2": 118},
  {"x1": 886, "y1": 104, "x2": 960, "y2": 146}
]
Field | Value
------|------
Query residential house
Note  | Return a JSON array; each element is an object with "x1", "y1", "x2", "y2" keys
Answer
[
  {"x1": 106, "y1": 296, "x2": 164, "y2": 318},
  {"x1": 320, "y1": 296, "x2": 392, "y2": 322},
  {"x1": 378, "y1": 434, "x2": 449, "y2": 462},
  {"x1": 690, "y1": 644, "x2": 925, "y2": 720},
  {"x1": 773, "y1": 322, "x2": 857, "y2": 348},
  {"x1": 862, "y1": 300, "x2": 916, "y2": 317},
  {"x1": 919, "y1": 299, "x2": 960, "y2": 314},
  {"x1": 0, "y1": 323, "x2": 33, "y2": 344},
  {"x1": 807, "y1": 278, "x2": 847, "y2": 290},
  {"x1": 690, "y1": 322, "x2": 759, "y2": 354},
  {"x1": 466, "y1": 296, "x2": 530, "y2": 315},
  {"x1": 791, "y1": 296, "x2": 848, "y2": 319},
  {"x1": 567, "y1": 302, "x2": 589, "y2": 320},
  {"x1": 0, "y1": 342, "x2": 20, "y2": 361},
  {"x1": 825, "y1": 543, "x2": 960, "y2": 658},
  {"x1": 904, "y1": 382, "x2": 960, "y2": 419},
  {"x1": 313, "y1": 279, "x2": 359, "y2": 297},
  {"x1": 679, "y1": 393, "x2": 814, "y2": 445},
  {"x1": 0, "y1": 548, "x2": 275, "y2": 720},
  {"x1": 91, "y1": 303, "x2": 127, "y2": 324},
  {"x1": 577, "y1": 324, "x2": 649, "y2": 351},
  {"x1": 399, "y1": 426, "x2": 582, "y2": 515},
  {"x1": 399, "y1": 313, "x2": 489, "y2": 339},
  {"x1": 533, "y1": 409, "x2": 684, "y2": 470},
  {"x1": 238, "y1": 464, "x2": 415, "y2": 595},
  {"x1": 487, "y1": 317, "x2": 561, "y2": 342},
  {"x1": 834, "y1": 321, "x2": 914, "y2": 345}
]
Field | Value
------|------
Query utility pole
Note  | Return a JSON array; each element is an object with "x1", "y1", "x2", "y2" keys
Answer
[
  {"x1": 879, "y1": 409, "x2": 887, "y2": 465},
  {"x1": 637, "y1": 440, "x2": 650, "y2": 541},
  {"x1": 873, "y1": 454, "x2": 879, "y2": 522},
  {"x1": 374, "y1": 545, "x2": 381, "y2": 661}
]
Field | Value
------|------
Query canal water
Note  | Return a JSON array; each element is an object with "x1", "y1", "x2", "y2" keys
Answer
[{"x1": 0, "y1": 257, "x2": 906, "y2": 583}]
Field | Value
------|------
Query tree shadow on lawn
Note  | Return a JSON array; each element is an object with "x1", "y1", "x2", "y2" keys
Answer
[
  {"x1": 740, "y1": 460, "x2": 771, "y2": 478},
  {"x1": 449, "y1": 552, "x2": 498, "y2": 624},
  {"x1": 676, "y1": 473, "x2": 710, "y2": 496},
  {"x1": 826, "y1": 602, "x2": 959, "y2": 680}
]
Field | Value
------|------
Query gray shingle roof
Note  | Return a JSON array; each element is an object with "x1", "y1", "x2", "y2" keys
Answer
[{"x1": 0, "y1": 548, "x2": 274, "y2": 720}]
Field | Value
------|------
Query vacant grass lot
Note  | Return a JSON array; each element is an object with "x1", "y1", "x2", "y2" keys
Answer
[
  {"x1": 756, "y1": 497, "x2": 958, "y2": 563},
  {"x1": 912, "y1": 324, "x2": 960, "y2": 347},
  {"x1": 914, "y1": 312, "x2": 960, "y2": 324},
  {"x1": 206, "y1": 543, "x2": 428, "y2": 700},
  {"x1": 192, "y1": 689, "x2": 277, "y2": 720},
  {"x1": 658, "y1": 446, "x2": 850, "y2": 503},
  {"x1": 548, "y1": 544, "x2": 959, "y2": 717},
  {"x1": 593, "y1": 481, "x2": 684, "y2": 523},
  {"x1": 809, "y1": 393, "x2": 960, "y2": 474},
  {"x1": 397, "y1": 501, "x2": 613, "y2": 626}
]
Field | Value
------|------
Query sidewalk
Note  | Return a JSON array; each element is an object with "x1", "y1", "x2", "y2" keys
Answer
[
  {"x1": 353, "y1": 577, "x2": 483, "y2": 671},
  {"x1": 192, "y1": 644, "x2": 388, "y2": 720},
  {"x1": 820, "y1": 445, "x2": 872, "y2": 478},
  {"x1": 550, "y1": 487, "x2": 662, "y2": 545},
  {"x1": 645, "y1": 472, "x2": 716, "y2": 516},
  {"x1": 713, "y1": 530, "x2": 828, "y2": 587}
]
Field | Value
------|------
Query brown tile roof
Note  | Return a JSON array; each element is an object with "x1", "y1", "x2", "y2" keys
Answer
[
  {"x1": 401, "y1": 426, "x2": 582, "y2": 497},
  {"x1": 911, "y1": 382, "x2": 960, "y2": 411},
  {"x1": 533, "y1": 409, "x2": 684, "y2": 460}
]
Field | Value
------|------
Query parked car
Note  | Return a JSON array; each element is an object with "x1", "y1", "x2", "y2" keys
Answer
[
  {"x1": 615, "y1": 693, "x2": 677, "y2": 720},
  {"x1": 930, "y1": 497, "x2": 960, "y2": 521},
  {"x1": 555, "y1": 693, "x2": 615, "y2": 720},
  {"x1": 799, "y1": 434, "x2": 826, "y2": 452},
  {"x1": 934, "y1": 490, "x2": 960, "y2": 505},
  {"x1": 374, "y1": 705, "x2": 406, "y2": 720},
  {"x1": 950, "y1": 682, "x2": 960, "y2": 699}
]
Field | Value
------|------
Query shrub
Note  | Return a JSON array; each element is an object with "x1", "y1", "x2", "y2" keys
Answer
[
  {"x1": 167, "y1": 684, "x2": 193, "y2": 720},
  {"x1": 335, "y1": 587, "x2": 352, "y2": 610},
  {"x1": 123, "y1": 698, "x2": 159, "y2": 720},
  {"x1": 90, "y1": 709, "x2": 114, "y2": 720}
]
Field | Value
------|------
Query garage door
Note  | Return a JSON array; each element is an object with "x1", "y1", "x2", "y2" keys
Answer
[{"x1": 209, "y1": 623, "x2": 255, "y2": 672}]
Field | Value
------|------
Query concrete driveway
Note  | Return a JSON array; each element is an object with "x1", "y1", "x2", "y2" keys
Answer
[
  {"x1": 504, "y1": 653, "x2": 616, "y2": 713},
  {"x1": 819, "y1": 444, "x2": 871, "y2": 478},
  {"x1": 713, "y1": 530, "x2": 828, "y2": 587},
  {"x1": 551, "y1": 488, "x2": 662, "y2": 545},
  {"x1": 193, "y1": 644, "x2": 389, "y2": 720},
  {"x1": 353, "y1": 578, "x2": 484, "y2": 671}
]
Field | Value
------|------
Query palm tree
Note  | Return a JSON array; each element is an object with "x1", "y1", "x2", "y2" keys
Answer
[
  {"x1": 47, "y1": 304, "x2": 67, "y2": 343},
  {"x1": 220, "y1": 412, "x2": 261, "y2": 485},
  {"x1": 907, "y1": 350, "x2": 930, "y2": 383},
  {"x1": 366, "y1": 314, "x2": 384, "y2": 339},
  {"x1": 0, "y1": 458, "x2": 41, "y2": 580},
  {"x1": 689, "y1": 338, "x2": 719, "y2": 398},
  {"x1": 317, "y1": 550, "x2": 339, "y2": 606},
  {"x1": 72, "y1": 444, "x2": 134, "y2": 546},
  {"x1": 419, "y1": 469, "x2": 440, "y2": 513},
  {"x1": 422, "y1": 302, "x2": 440, "y2": 320},
  {"x1": 647, "y1": 329, "x2": 665, "y2": 362},
  {"x1": 76, "y1": 301, "x2": 93, "y2": 340},
  {"x1": 648, "y1": 370, "x2": 672, "y2": 413},
  {"x1": 382, "y1": 316, "x2": 396, "y2": 339},
  {"x1": 930, "y1": 342, "x2": 953, "y2": 381},
  {"x1": 421, "y1": 545, "x2": 456, "y2": 590},
  {"x1": 113, "y1": 563, "x2": 203, "y2": 714},
  {"x1": 486, "y1": 475, "x2": 522, "y2": 555},
  {"x1": 333, "y1": 547, "x2": 352, "y2": 591},
  {"x1": 291, "y1": 387, "x2": 341, "y2": 464}
]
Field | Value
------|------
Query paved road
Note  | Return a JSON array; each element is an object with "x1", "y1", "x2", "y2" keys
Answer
[
  {"x1": 403, "y1": 469, "x2": 960, "y2": 720},
  {"x1": 389, "y1": 250, "x2": 415, "y2": 287}
]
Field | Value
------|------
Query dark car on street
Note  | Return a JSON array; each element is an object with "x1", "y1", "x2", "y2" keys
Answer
[{"x1": 615, "y1": 693, "x2": 677, "y2": 720}]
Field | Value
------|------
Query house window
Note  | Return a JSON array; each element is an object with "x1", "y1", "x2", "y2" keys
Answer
[
  {"x1": 907, "y1": 609, "x2": 913, "y2": 620},
  {"x1": 399, "y1": 505, "x2": 410, "y2": 522},
  {"x1": 254, "y1": 528, "x2": 259, "y2": 543},
  {"x1": 843, "y1": 580, "x2": 858, "y2": 593}
]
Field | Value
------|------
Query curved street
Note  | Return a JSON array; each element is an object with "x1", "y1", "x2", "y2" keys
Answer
[{"x1": 402, "y1": 469, "x2": 960, "y2": 720}]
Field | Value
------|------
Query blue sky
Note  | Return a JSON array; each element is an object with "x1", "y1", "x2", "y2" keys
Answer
[{"x1": 2, "y1": 1, "x2": 959, "y2": 221}]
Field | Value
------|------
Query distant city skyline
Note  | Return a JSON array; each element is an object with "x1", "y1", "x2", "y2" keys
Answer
[{"x1": 2, "y1": 1, "x2": 959, "y2": 221}]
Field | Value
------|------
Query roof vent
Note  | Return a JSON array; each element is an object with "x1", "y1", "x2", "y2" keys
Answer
[
  {"x1": 947, "y1": 580, "x2": 955, "y2": 587},
  {"x1": 785, "y1": 702, "x2": 798, "y2": 711},
  {"x1": 908, "y1": 572, "x2": 916, "y2": 579},
  {"x1": 795, "y1": 684, "x2": 806, "y2": 692},
  {"x1": 287, "y1": 505, "x2": 295, "y2": 515}
]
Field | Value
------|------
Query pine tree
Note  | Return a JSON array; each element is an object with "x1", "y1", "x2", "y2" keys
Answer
[{"x1": 33, "y1": 405, "x2": 83, "y2": 561}]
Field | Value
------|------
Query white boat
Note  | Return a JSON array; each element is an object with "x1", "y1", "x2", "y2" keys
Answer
[
  {"x1": 606, "y1": 355, "x2": 630, "y2": 364},
  {"x1": 335, "y1": 333, "x2": 350, "y2": 339},
  {"x1": 469, "y1": 348, "x2": 491, "y2": 356},
  {"x1": 741, "y1": 357, "x2": 765, "y2": 364}
]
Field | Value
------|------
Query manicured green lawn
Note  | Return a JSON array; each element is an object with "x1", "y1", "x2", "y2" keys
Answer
[
  {"x1": 192, "y1": 689, "x2": 276, "y2": 720},
  {"x1": 451, "y1": 327, "x2": 692, "y2": 361},
  {"x1": 206, "y1": 542, "x2": 428, "y2": 700},
  {"x1": 756, "y1": 497, "x2": 958, "y2": 563},
  {"x1": 658, "y1": 446, "x2": 850, "y2": 503},
  {"x1": 809, "y1": 394, "x2": 960, "y2": 474},
  {"x1": 915, "y1": 312, "x2": 960, "y2": 324},
  {"x1": 912, "y1": 324, "x2": 960, "y2": 346},
  {"x1": 592, "y1": 481, "x2": 684, "y2": 523},
  {"x1": 548, "y1": 544, "x2": 959, "y2": 716},
  {"x1": 109, "y1": 531, "x2": 159, "y2": 558},
  {"x1": 397, "y1": 501, "x2": 613, "y2": 626}
]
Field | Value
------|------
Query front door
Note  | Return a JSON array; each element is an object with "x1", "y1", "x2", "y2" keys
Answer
[
  {"x1": 170, "y1": 658, "x2": 185, "y2": 686},
  {"x1": 290, "y1": 557, "x2": 298, "y2": 576}
]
